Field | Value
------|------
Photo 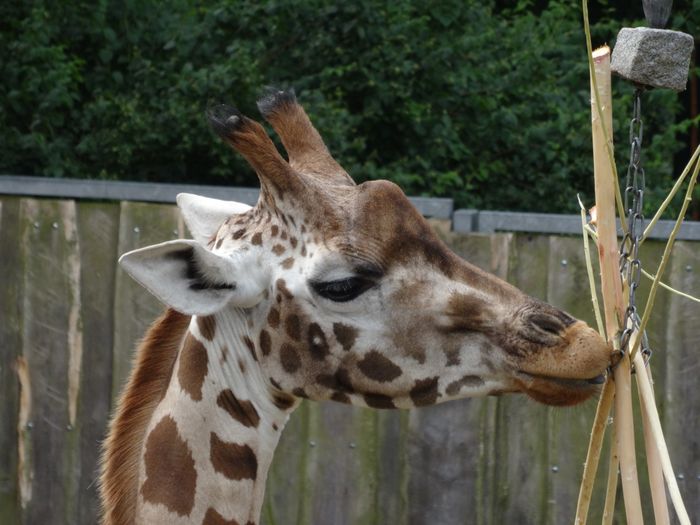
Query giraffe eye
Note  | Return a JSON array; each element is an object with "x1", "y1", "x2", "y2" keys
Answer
[{"x1": 311, "y1": 277, "x2": 375, "y2": 302}]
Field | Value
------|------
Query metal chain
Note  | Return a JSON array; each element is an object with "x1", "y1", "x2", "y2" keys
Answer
[{"x1": 618, "y1": 88, "x2": 652, "y2": 365}]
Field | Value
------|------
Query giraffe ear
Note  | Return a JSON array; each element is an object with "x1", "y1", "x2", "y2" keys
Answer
[
  {"x1": 176, "y1": 193, "x2": 252, "y2": 245},
  {"x1": 119, "y1": 239, "x2": 269, "y2": 315}
]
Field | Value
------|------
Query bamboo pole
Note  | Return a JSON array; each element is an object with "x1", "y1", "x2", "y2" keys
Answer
[
  {"x1": 590, "y1": 45, "x2": 644, "y2": 524},
  {"x1": 602, "y1": 421, "x2": 619, "y2": 525},
  {"x1": 636, "y1": 358, "x2": 669, "y2": 525},
  {"x1": 574, "y1": 379, "x2": 615, "y2": 524},
  {"x1": 633, "y1": 351, "x2": 691, "y2": 524}
]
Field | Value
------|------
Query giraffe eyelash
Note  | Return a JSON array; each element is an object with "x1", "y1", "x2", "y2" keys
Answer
[{"x1": 310, "y1": 276, "x2": 377, "y2": 302}]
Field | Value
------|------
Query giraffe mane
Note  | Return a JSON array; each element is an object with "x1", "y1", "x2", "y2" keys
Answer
[{"x1": 99, "y1": 308, "x2": 191, "y2": 525}]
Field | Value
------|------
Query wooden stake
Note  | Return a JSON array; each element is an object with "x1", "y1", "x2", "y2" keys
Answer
[
  {"x1": 636, "y1": 361, "x2": 670, "y2": 525},
  {"x1": 590, "y1": 45, "x2": 644, "y2": 525},
  {"x1": 633, "y1": 352, "x2": 691, "y2": 524},
  {"x1": 574, "y1": 379, "x2": 615, "y2": 524},
  {"x1": 602, "y1": 420, "x2": 619, "y2": 525}
]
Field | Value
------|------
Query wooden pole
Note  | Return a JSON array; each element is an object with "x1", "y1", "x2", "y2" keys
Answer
[
  {"x1": 636, "y1": 361, "x2": 670, "y2": 525},
  {"x1": 574, "y1": 379, "x2": 615, "y2": 524},
  {"x1": 590, "y1": 45, "x2": 644, "y2": 524},
  {"x1": 633, "y1": 352, "x2": 691, "y2": 524}
]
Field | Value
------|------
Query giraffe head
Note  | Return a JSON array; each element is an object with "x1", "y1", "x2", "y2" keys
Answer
[{"x1": 121, "y1": 89, "x2": 610, "y2": 409}]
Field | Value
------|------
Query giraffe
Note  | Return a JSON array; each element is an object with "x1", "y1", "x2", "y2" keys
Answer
[{"x1": 99, "y1": 89, "x2": 611, "y2": 525}]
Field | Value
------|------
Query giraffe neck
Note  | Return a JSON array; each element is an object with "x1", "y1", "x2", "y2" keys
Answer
[{"x1": 136, "y1": 307, "x2": 296, "y2": 525}]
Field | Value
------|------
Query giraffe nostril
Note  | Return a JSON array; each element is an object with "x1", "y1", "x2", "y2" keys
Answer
[{"x1": 529, "y1": 313, "x2": 567, "y2": 336}]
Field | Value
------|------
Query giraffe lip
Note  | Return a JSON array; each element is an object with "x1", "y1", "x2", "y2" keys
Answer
[{"x1": 518, "y1": 371, "x2": 606, "y2": 388}]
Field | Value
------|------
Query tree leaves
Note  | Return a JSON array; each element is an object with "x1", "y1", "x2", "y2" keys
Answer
[{"x1": 0, "y1": 0, "x2": 688, "y2": 214}]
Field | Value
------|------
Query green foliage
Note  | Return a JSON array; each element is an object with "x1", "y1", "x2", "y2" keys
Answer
[{"x1": 0, "y1": 0, "x2": 692, "y2": 213}]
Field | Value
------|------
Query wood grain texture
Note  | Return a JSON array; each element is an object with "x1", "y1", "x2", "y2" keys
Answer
[
  {"x1": 0, "y1": 198, "x2": 22, "y2": 524},
  {"x1": 664, "y1": 241, "x2": 700, "y2": 521},
  {"x1": 18, "y1": 199, "x2": 81, "y2": 524},
  {"x1": 75, "y1": 202, "x2": 120, "y2": 524}
]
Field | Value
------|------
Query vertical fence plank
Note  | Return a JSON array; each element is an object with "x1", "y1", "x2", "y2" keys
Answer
[
  {"x1": 307, "y1": 405, "x2": 382, "y2": 525},
  {"x1": 18, "y1": 199, "x2": 82, "y2": 525},
  {"x1": 75, "y1": 201, "x2": 121, "y2": 524},
  {"x1": 0, "y1": 198, "x2": 22, "y2": 524},
  {"x1": 546, "y1": 235, "x2": 593, "y2": 525},
  {"x1": 406, "y1": 401, "x2": 481, "y2": 525},
  {"x1": 408, "y1": 233, "x2": 498, "y2": 525},
  {"x1": 545, "y1": 235, "x2": 638, "y2": 524},
  {"x1": 263, "y1": 400, "x2": 311, "y2": 525},
  {"x1": 497, "y1": 233, "x2": 554, "y2": 525},
  {"x1": 111, "y1": 202, "x2": 182, "y2": 402},
  {"x1": 664, "y1": 241, "x2": 700, "y2": 522}
]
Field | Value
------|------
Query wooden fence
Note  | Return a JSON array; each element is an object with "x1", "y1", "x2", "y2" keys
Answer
[{"x1": 0, "y1": 195, "x2": 698, "y2": 524}]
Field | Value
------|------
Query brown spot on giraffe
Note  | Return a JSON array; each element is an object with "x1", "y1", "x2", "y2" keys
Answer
[
  {"x1": 410, "y1": 376, "x2": 440, "y2": 406},
  {"x1": 197, "y1": 315, "x2": 217, "y2": 341},
  {"x1": 331, "y1": 392, "x2": 352, "y2": 404},
  {"x1": 210, "y1": 433, "x2": 258, "y2": 481},
  {"x1": 242, "y1": 335, "x2": 258, "y2": 362},
  {"x1": 292, "y1": 387, "x2": 308, "y2": 398},
  {"x1": 289, "y1": 236, "x2": 298, "y2": 248},
  {"x1": 364, "y1": 393, "x2": 395, "y2": 409},
  {"x1": 202, "y1": 508, "x2": 242, "y2": 525},
  {"x1": 267, "y1": 307, "x2": 280, "y2": 328},
  {"x1": 444, "y1": 346, "x2": 461, "y2": 367},
  {"x1": 333, "y1": 323, "x2": 358, "y2": 351},
  {"x1": 442, "y1": 292, "x2": 491, "y2": 333},
  {"x1": 141, "y1": 416, "x2": 196, "y2": 516},
  {"x1": 307, "y1": 322, "x2": 329, "y2": 360},
  {"x1": 281, "y1": 257, "x2": 295, "y2": 269},
  {"x1": 259, "y1": 329, "x2": 272, "y2": 356},
  {"x1": 280, "y1": 343, "x2": 301, "y2": 373},
  {"x1": 272, "y1": 391, "x2": 296, "y2": 410},
  {"x1": 217, "y1": 389, "x2": 260, "y2": 428},
  {"x1": 284, "y1": 314, "x2": 301, "y2": 341},
  {"x1": 232, "y1": 229, "x2": 246, "y2": 240},
  {"x1": 358, "y1": 351, "x2": 402, "y2": 383},
  {"x1": 446, "y1": 375, "x2": 485, "y2": 396},
  {"x1": 178, "y1": 333, "x2": 209, "y2": 401},
  {"x1": 272, "y1": 244, "x2": 285, "y2": 256},
  {"x1": 276, "y1": 278, "x2": 293, "y2": 299},
  {"x1": 250, "y1": 232, "x2": 263, "y2": 245},
  {"x1": 270, "y1": 225, "x2": 279, "y2": 237}
]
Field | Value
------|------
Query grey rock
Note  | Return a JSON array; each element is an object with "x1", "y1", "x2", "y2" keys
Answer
[{"x1": 611, "y1": 27, "x2": 694, "y2": 91}]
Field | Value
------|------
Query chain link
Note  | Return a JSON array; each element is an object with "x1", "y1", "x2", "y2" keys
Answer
[{"x1": 618, "y1": 88, "x2": 652, "y2": 367}]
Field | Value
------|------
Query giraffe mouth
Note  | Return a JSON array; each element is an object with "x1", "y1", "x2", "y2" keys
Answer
[
  {"x1": 517, "y1": 371, "x2": 607, "y2": 388},
  {"x1": 515, "y1": 371, "x2": 607, "y2": 406}
]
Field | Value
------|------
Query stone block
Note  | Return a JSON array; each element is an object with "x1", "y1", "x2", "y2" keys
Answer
[{"x1": 611, "y1": 27, "x2": 694, "y2": 91}]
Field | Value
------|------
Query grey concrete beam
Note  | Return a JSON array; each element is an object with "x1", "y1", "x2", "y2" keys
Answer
[
  {"x1": 452, "y1": 209, "x2": 478, "y2": 233},
  {"x1": 476, "y1": 211, "x2": 583, "y2": 235},
  {"x1": 407, "y1": 196, "x2": 453, "y2": 219},
  {"x1": 0, "y1": 175, "x2": 454, "y2": 220},
  {"x1": 0, "y1": 175, "x2": 261, "y2": 206}
]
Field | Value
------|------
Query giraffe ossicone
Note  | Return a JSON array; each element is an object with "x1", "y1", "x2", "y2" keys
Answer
[{"x1": 100, "y1": 88, "x2": 611, "y2": 524}]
